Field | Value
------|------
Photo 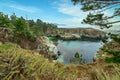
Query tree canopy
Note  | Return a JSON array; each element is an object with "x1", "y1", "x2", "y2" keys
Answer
[
  {"x1": 0, "y1": 12, "x2": 58, "y2": 41},
  {"x1": 0, "y1": 12, "x2": 10, "y2": 28},
  {"x1": 72, "y1": 0, "x2": 120, "y2": 63},
  {"x1": 72, "y1": 0, "x2": 120, "y2": 29}
]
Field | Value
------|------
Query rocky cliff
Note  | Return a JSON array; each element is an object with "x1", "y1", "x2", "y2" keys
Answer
[
  {"x1": 48, "y1": 28, "x2": 107, "y2": 40},
  {"x1": 0, "y1": 27, "x2": 59, "y2": 59},
  {"x1": 36, "y1": 36, "x2": 59, "y2": 59}
]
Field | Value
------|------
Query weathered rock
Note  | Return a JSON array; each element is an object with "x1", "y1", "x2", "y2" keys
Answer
[
  {"x1": 50, "y1": 28, "x2": 107, "y2": 41},
  {"x1": 59, "y1": 33, "x2": 81, "y2": 40},
  {"x1": 36, "y1": 36, "x2": 59, "y2": 59},
  {"x1": 0, "y1": 27, "x2": 13, "y2": 42},
  {"x1": 0, "y1": 27, "x2": 59, "y2": 60}
]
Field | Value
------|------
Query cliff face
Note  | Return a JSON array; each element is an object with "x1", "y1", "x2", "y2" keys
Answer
[
  {"x1": 36, "y1": 36, "x2": 59, "y2": 59},
  {"x1": 48, "y1": 28, "x2": 107, "y2": 40},
  {"x1": 0, "y1": 27, "x2": 59, "y2": 59}
]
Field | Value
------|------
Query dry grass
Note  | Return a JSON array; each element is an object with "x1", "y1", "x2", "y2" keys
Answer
[
  {"x1": 0, "y1": 42, "x2": 120, "y2": 80},
  {"x1": 0, "y1": 42, "x2": 77, "y2": 80}
]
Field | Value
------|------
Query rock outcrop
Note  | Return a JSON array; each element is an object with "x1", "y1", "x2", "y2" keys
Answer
[
  {"x1": 59, "y1": 33, "x2": 81, "y2": 40},
  {"x1": 0, "y1": 27, "x2": 13, "y2": 42},
  {"x1": 0, "y1": 27, "x2": 37, "y2": 49},
  {"x1": 36, "y1": 36, "x2": 59, "y2": 59},
  {"x1": 0, "y1": 27, "x2": 59, "y2": 59},
  {"x1": 49, "y1": 28, "x2": 107, "y2": 41}
]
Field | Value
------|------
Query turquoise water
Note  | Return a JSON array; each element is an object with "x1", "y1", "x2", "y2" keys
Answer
[{"x1": 57, "y1": 40, "x2": 103, "y2": 64}]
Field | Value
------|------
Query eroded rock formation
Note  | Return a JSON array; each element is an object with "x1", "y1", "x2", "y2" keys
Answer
[
  {"x1": 49, "y1": 28, "x2": 107, "y2": 40},
  {"x1": 36, "y1": 36, "x2": 59, "y2": 59}
]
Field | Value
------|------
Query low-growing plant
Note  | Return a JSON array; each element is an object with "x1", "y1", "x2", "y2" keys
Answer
[
  {"x1": 48, "y1": 36, "x2": 58, "y2": 42},
  {"x1": 103, "y1": 49, "x2": 120, "y2": 63}
]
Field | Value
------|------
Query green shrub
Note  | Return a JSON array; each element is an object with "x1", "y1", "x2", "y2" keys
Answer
[
  {"x1": 13, "y1": 18, "x2": 35, "y2": 41},
  {"x1": 74, "y1": 52, "x2": 80, "y2": 58},
  {"x1": 48, "y1": 37, "x2": 58, "y2": 42},
  {"x1": 104, "y1": 49, "x2": 120, "y2": 63},
  {"x1": 111, "y1": 34, "x2": 120, "y2": 43},
  {"x1": 0, "y1": 12, "x2": 10, "y2": 28}
]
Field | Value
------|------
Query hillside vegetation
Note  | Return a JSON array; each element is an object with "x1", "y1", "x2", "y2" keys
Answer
[
  {"x1": 0, "y1": 42, "x2": 120, "y2": 80},
  {"x1": 0, "y1": 12, "x2": 57, "y2": 41},
  {"x1": 0, "y1": 12, "x2": 120, "y2": 80}
]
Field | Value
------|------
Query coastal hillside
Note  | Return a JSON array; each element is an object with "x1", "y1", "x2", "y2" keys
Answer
[
  {"x1": 0, "y1": 41, "x2": 120, "y2": 80},
  {"x1": 0, "y1": 0, "x2": 120, "y2": 79},
  {"x1": 0, "y1": 13, "x2": 120, "y2": 79}
]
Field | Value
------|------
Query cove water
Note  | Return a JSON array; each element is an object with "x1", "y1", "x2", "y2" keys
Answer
[{"x1": 56, "y1": 40, "x2": 103, "y2": 64}]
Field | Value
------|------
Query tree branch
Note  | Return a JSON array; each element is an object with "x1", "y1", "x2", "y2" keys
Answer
[
  {"x1": 106, "y1": 20, "x2": 120, "y2": 24},
  {"x1": 103, "y1": 13, "x2": 120, "y2": 20},
  {"x1": 98, "y1": 3, "x2": 120, "y2": 13}
]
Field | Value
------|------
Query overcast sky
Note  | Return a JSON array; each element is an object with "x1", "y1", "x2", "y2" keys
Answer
[{"x1": 0, "y1": 0, "x2": 120, "y2": 30}]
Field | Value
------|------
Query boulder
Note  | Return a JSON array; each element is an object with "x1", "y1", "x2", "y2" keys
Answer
[{"x1": 37, "y1": 36, "x2": 59, "y2": 59}]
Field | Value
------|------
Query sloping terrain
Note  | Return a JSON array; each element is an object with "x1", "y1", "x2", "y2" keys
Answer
[{"x1": 0, "y1": 42, "x2": 119, "y2": 80}]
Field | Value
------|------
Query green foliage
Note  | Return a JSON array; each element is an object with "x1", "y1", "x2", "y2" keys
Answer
[
  {"x1": 28, "y1": 19, "x2": 35, "y2": 27},
  {"x1": 106, "y1": 57, "x2": 120, "y2": 63},
  {"x1": 110, "y1": 34, "x2": 120, "y2": 43},
  {"x1": 30, "y1": 26, "x2": 42, "y2": 37},
  {"x1": 0, "y1": 12, "x2": 57, "y2": 41},
  {"x1": 102, "y1": 38, "x2": 108, "y2": 43},
  {"x1": 103, "y1": 49, "x2": 120, "y2": 63},
  {"x1": 74, "y1": 52, "x2": 80, "y2": 58},
  {"x1": 82, "y1": 13, "x2": 113, "y2": 29},
  {"x1": 35, "y1": 19, "x2": 57, "y2": 34},
  {"x1": 83, "y1": 13, "x2": 104, "y2": 23},
  {"x1": 14, "y1": 18, "x2": 27, "y2": 32},
  {"x1": 71, "y1": 1, "x2": 120, "y2": 64},
  {"x1": 13, "y1": 18, "x2": 34, "y2": 40},
  {"x1": 72, "y1": 0, "x2": 120, "y2": 28},
  {"x1": 48, "y1": 37, "x2": 58, "y2": 42},
  {"x1": 114, "y1": 8, "x2": 120, "y2": 15},
  {"x1": 70, "y1": 52, "x2": 83, "y2": 64},
  {"x1": 10, "y1": 13, "x2": 17, "y2": 25},
  {"x1": 0, "y1": 12, "x2": 10, "y2": 28}
]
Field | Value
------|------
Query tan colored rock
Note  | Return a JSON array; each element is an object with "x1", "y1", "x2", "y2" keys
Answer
[{"x1": 37, "y1": 36, "x2": 59, "y2": 58}]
